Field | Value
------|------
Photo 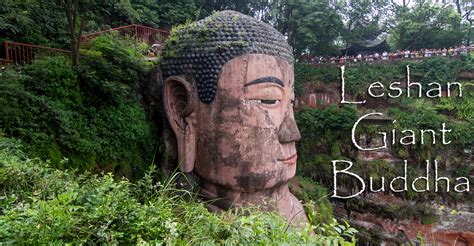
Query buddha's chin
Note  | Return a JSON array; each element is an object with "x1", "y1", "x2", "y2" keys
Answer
[
  {"x1": 199, "y1": 178, "x2": 308, "y2": 226},
  {"x1": 198, "y1": 174, "x2": 294, "y2": 195}
]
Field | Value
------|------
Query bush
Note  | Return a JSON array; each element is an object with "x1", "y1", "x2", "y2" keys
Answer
[
  {"x1": 290, "y1": 176, "x2": 334, "y2": 225},
  {"x1": 0, "y1": 35, "x2": 156, "y2": 176},
  {"x1": 295, "y1": 105, "x2": 357, "y2": 163},
  {"x1": 0, "y1": 137, "x2": 357, "y2": 244},
  {"x1": 0, "y1": 2, "x2": 69, "y2": 48},
  {"x1": 21, "y1": 56, "x2": 80, "y2": 109},
  {"x1": 77, "y1": 34, "x2": 151, "y2": 107}
]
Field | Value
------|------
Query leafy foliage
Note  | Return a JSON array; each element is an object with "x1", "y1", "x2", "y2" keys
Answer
[
  {"x1": 0, "y1": 35, "x2": 156, "y2": 176},
  {"x1": 295, "y1": 105, "x2": 358, "y2": 186},
  {"x1": 154, "y1": 0, "x2": 200, "y2": 27},
  {"x1": 0, "y1": 1, "x2": 70, "y2": 47},
  {"x1": 290, "y1": 176, "x2": 334, "y2": 225},
  {"x1": 404, "y1": 56, "x2": 463, "y2": 87},
  {"x1": 295, "y1": 56, "x2": 471, "y2": 97},
  {"x1": 0, "y1": 137, "x2": 357, "y2": 244},
  {"x1": 77, "y1": 35, "x2": 151, "y2": 106},
  {"x1": 334, "y1": 1, "x2": 388, "y2": 50},
  {"x1": 389, "y1": 96, "x2": 474, "y2": 152},
  {"x1": 388, "y1": 3, "x2": 464, "y2": 50},
  {"x1": 268, "y1": 0, "x2": 343, "y2": 57}
]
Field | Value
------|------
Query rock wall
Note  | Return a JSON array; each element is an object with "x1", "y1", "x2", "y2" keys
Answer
[
  {"x1": 333, "y1": 193, "x2": 474, "y2": 245},
  {"x1": 296, "y1": 83, "x2": 357, "y2": 108}
]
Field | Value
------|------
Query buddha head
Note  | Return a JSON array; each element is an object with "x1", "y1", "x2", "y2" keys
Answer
[{"x1": 160, "y1": 10, "x2": 304, "y2": 222}]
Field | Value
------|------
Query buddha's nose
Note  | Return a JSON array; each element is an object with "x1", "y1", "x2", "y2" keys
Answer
[{"x1": 278, "y1": 114, "x2": 301, "y2": 143}]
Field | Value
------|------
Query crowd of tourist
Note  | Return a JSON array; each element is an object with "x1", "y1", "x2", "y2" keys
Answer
[{"x1": 304, "y1": 45, "x2": 473, "y2": 65}]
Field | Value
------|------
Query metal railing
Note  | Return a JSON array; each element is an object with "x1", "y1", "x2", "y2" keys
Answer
[
  {"x1": 2, "y1": 41, "x2": 71, "y2": 66},
  {"x1": 80, "y1": 24, "x2": 170, "y2": 47}
]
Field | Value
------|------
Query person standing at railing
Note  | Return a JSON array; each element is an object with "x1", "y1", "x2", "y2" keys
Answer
[
  {"x1": 320, "y1": 56, "x2": 326, "y2": 64},
  {"x1": 448, "y1": 47, "x2": 454, "y2": 56},
  {"x1": 442, "y1": 48, "x2": 447, "y2": 56},
  {"x1": 338, "y1": 56, "x2": 345, "y2": 65},
  {"x1": 374, "y1": 52, "x2": 380, "y2": 60},
  {"x1": 403, "y1": 50, "x2": 409, "y2": 58},
  {"x1": 460, "y1": 45, "x2": 468, "y2": 56},
  {"x1": 452, "y1": 47, "x2": 459, "y2": 56},
  {"x1": 416, "y1": 50, "x2": 423, "y2": 58}
]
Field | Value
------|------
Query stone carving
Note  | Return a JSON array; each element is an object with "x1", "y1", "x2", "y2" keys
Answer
[
  {"x1": 160, "y1": 10, "x2": 293, "y2": 103},
  {"x1": 160, "y1": 10, "x2": 306, "y2": 224}
]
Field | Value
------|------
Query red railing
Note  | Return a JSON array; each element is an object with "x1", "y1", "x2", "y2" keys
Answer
[
  {"x1": 2, "y1": 41, "x2": 71, "y2": 66},
  {"x1": 80, "y1": 24, "x2": 169, "y2": 47},
  {"x1": 1, "y1": 24, "x2": 169, "y2": 66}
]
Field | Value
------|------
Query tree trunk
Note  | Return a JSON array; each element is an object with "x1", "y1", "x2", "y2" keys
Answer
[
  {"x1": 285, "y1": 0, "x2": 295, "y2": 55},
  {"x1": 71, "y1": 42, "x2": 79, "y2": 66},
  {"x1": 454, "y1": 0, "x2": 462, "y2": 15},
  {"x1": 61, "y1": 0, "x2": 92, "y2": 66},
  {"x1": 468, "y1": 20, "x2": 472, "y2": 46},
  {"x1": 403, "y1": 0, "x2": 408, "y2": 7}
]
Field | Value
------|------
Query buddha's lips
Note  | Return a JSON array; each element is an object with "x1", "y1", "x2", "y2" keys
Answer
[{"x1": 278, "y1": 154, "x2": 297, "y2": 165}]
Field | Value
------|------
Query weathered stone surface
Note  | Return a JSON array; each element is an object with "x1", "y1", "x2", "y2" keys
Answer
[
  {"x1": 160, "y1": 11, "x2": 306, "y2": 226},
  {"x1": 296, "y1": 82, "x2": 362, "y2": 108}
]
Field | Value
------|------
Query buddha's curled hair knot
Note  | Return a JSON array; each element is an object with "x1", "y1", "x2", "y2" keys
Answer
[{"x1": 160, "y1": 10, "x2": 294, "y2": 103}]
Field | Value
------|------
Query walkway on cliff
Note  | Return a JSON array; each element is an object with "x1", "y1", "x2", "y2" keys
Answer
[{"x1": 0, "y1": 24, "x2": 169, "y2": 66}]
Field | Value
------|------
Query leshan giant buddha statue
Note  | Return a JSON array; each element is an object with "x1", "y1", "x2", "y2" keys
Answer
[{"x1": 159, "y1": 10, "x2": 306, "y2": 224}]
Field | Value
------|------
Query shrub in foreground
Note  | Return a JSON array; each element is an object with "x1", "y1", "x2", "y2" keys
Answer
[
  {"x1": 0, "y1": 35, "x2": 156, "y2": 176},
  {"x1": 0, "y1": 137, "x2": 357, "y2": 245}
]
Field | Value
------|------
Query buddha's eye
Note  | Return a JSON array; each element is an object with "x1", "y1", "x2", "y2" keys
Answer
[
  {"x1": 260, "y1": 99, "x2": 280, "y2": 105},
  {"x1": 244, "y1": 83, "x2": 284, "y2": 107}
]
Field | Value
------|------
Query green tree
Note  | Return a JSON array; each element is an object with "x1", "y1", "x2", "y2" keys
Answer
[
  {"x1": 87, "y1": 0, "x2": 198, "y2": 30},
  {"x1": 266, "y1": 0, "x2": 343, "y2": 57},
  {"x1": 195, "y1": 0, "x2": 269, "y2": 18},
  {"x1": 388, "y1": 3, "x2": 464, "y2": 50},
  {"x1": 335, "y1": 1, "x2": 388, "y2": 54},
  {"x1": 154, "y1": 0, "x2": 200, "y2": 27},
  {"x1": 0, "y1": 1, "x2": 69, "y2": 48},
  {"x1": 454, "y1": 0, "x2": 473, "y2": 45},
  {"x1": 88, "y1": 1, "x2": 139, "y2": 29},
  {"x1": 88, "y1": 0, "x2": 161, "y2": 30}
]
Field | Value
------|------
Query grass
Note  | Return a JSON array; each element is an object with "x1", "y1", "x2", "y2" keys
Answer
[{"x1": 0, "y1": 136, "x2": 357, "y2": 245}]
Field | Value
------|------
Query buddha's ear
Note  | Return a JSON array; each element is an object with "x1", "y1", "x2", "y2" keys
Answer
[{"x1": 163, "y1": 75, "x2": 197, "y2": 173}]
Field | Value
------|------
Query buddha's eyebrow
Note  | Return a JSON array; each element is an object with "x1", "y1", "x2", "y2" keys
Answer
[{"x1": 244, "y1": 76, "x2": 285, "y2": 87}]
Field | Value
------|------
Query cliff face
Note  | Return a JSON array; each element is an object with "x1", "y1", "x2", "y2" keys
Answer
[
  {"x1": 294, "y1": 76, "x2": 473, "y2": 245},
  {"x1": 333, "y1": 193, "x2": 474, "y2": 245}
]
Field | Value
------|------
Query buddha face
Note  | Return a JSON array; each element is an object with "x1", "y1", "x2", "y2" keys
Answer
[{"x1": 163, "y1": 53, "x2": 301, "y2": 193}]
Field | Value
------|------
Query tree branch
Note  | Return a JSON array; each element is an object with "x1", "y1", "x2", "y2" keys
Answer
[
  {"x1": 72, "y1": 0, "x2": 78, "y2": 38},
  {"x1": 62, "y1": 0, "x2": 74, "y2": 36},
  {"x1": 76, "y1": 0, "x2": 93, "y2": 50}
]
